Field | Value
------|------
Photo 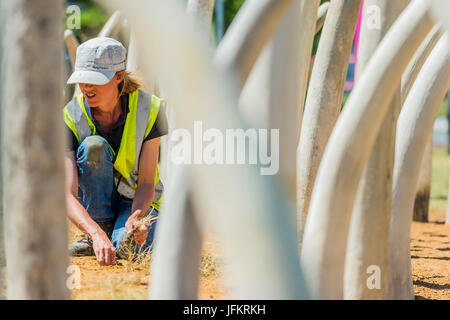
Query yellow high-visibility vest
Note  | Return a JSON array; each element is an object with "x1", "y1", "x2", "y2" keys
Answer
[{"x1": 63, "y1": 89, "x2": 164, "y2": 211}]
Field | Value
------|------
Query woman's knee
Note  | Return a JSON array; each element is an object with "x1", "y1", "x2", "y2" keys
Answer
[{"x1": 77, "y1": 135, "x2": 113, "y2": 164}]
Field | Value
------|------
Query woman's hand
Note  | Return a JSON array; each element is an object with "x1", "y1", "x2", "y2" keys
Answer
[
  {"x1": 65, "y1": 152, "x2": 116, "y2": 266},
  {"x1": 125, "y1": 209, "x2": 148, "y2": 246},
  {"x1": 92, "y1": 230, "x2": 116, "y2": 265}
]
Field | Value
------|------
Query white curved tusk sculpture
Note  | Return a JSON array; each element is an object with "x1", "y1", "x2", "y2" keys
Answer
[
  {"x1": 149, "y1": 0, "x2": 214, "y2": 300},
  {"x1": 239, "y1": 0, "x2": 320, "y2": 212},
  {"x1": 1, "y1": 0, "x2": 69, "y2": 299},
  {"x1": 125, "y1": 30, "x2": 139, "y2": 73},
  {"x1": 186, "y1": 0, "x2": 216, "y2": 37},
  {"x1": 402, "y1": 26, "x2": 442, "y2": 225},
  {"x1": 389, "y1": 33, "x2": 450, "y2": 300},
  {"x1": 64, "y1": 29, "x2": 79, "y2": 71},
  {"x1": 297, "y1": 0, "x2": 362, "y2": 245},
  {"x1": 315, "y1": 2, "x2": 330, "y2": 35},
  {"x1": 413, "y1": 138, "x2": 433, "y2": 222},
  {"x1": 150, "y1": 165, "x2": 203, "y2": 299},
  {"x1": 102, "y1": 0, "x2": 308, "y2": 299},
  {"x1": 447, "y1": 173, "x2": 450, "y2": 225},
  {"x1": 98, "y1": 10, "x2": 125, "y2": 38},
  {"x1": 63, "y1": 29, "x2": 80, "y2": 103},
  {"x1": 344, "y1": 0, "x2": 408, "y2": 300},
  {"x1": 213, "y1": 0, "x2": 294, "y2": 86},
  {"x1": 300, "y1": 0, "x2": 435, "y2": 299},
  {"x1": 401, "y1": 25, "x2": 443, "y2": 106}
]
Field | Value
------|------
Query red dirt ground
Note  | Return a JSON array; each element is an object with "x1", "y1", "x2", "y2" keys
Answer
[
  {"x1": 68, "y1": 208, "x2": 449, "y2": 300},
  {"x1": 1, "y1": 211, "x2": 447, "y2": 299},
  {"x1": 411, "y1": 210, "x2": 450, "y2": 300}
]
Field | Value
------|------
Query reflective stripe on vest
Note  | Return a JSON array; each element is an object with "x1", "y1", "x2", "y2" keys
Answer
[{"x1": 63, "y1": 89, "x2": 164, "y2": 211}]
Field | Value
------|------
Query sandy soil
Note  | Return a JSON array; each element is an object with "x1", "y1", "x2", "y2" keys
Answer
[
  {"x1": 68, "y1": 208, "x2": 449, "y2": 300},
  {"x1": 1, "y1": 210, "x2": 447, "y2": 300},
  {"x1": 411, "y1": 210, "x2": 450, "y2": 300},
  {"x1": 68, "y1": 225, "x2": 230, "y2": 300}
]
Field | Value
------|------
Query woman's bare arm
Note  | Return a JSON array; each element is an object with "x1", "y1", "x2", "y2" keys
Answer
[
  {"x1": 126, "y1": 137, "x2": 160, "y2": 244},
  {"x1": 65, "y1": 151, "x2": 116, "y2": 265},
  {"x1": 65, "y1": 151, "x2": 101, "y2": 237},
  {"x1": 132, "y1": 137, "x2": 160, "y2": 215}
]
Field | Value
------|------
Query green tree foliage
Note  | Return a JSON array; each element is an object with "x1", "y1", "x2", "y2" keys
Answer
[
  {"x1": 216, "y1": 0, "x2": 327, "y2": 54},
  {"x1": 64, "y1": 0, "x2": 108, "y2": 42},
  {"x1": 223, "y1": 0, "x2": 246, "y2": 31},
  {"x1": 312, "y1": 0, "x2": 330, "y2": 55}
]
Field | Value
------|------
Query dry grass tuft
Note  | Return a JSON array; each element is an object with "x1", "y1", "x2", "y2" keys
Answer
[
  {"x1": 200, "y1": 253, "x2": 219, "y2": 277},
  {"x1": 117, "y1": 212, "x2": 158, "y2": 270}
]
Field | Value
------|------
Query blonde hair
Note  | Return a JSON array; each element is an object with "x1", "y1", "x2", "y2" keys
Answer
[{"x1": 118, "y1": 71, "x2": 144, "y2": 96}]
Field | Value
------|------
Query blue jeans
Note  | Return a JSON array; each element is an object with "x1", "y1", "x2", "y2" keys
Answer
[{"x1": 76, "y1": 135, "x2": 158, "y2": 253}]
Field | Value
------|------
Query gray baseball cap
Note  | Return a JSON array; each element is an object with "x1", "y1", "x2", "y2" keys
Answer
[{"x1": 67, "y1": 37, "x2": 126, "y2": 85}]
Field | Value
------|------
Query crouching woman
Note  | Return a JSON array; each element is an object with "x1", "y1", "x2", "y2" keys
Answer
[{"x1": 64, "y1": 37, "x2": 167, "y2": 265}]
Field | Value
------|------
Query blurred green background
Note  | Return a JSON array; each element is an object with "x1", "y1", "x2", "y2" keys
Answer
[
  {"x1": 65, "y1": 0, "x2": 108, "y2": 42},
  {"x1": 65, "y1": 0, "x2": 325, "y2": 51},
  {"x1": 65, "y1": 0, "x2": 247, "y2": 44}
]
